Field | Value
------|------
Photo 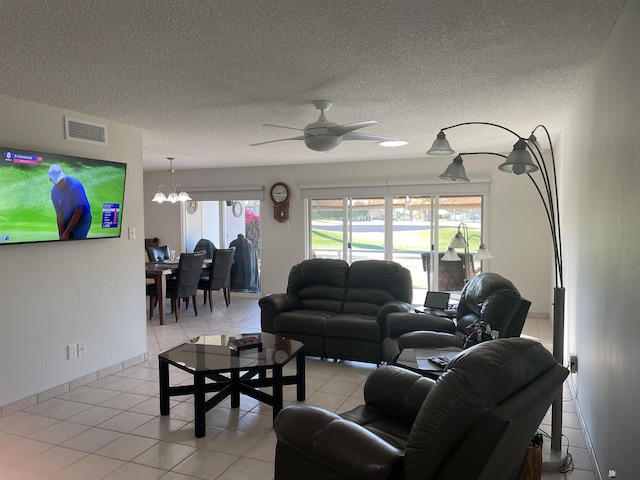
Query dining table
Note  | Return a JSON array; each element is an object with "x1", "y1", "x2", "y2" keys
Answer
[
  {"x1": 145, "y1": 258, "x2": 211, "y2": 325},
  {"x1": 145, "y1": 261, "x2": 179, "y2": 325}
]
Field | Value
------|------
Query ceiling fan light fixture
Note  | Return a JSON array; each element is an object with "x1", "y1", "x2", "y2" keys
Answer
[
  {"x1": 304, "y1": 134, "x2": 342, "y2": 152},
  {"x1": 378, "y1": 140, "x2": 408, "y2": 147},
  {"x1": 254, "y1": 101, "x2": 397, "y2": 152}
]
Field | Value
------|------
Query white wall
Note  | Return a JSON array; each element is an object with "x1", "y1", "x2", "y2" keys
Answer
[
  {"x1": 144, "y1": 153, "x2": 552, "y2": 315},
  {"x1": 0, "y1": 95, "x2": 146, "y2": 408},
  {"x1": 560, "y1": 1, "x2": 640, "y2": 476}
]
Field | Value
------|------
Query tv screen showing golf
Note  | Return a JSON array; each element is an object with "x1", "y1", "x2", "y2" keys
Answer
[{"x1": 0, "y1": 146, "x2": 127, "y2": 245}]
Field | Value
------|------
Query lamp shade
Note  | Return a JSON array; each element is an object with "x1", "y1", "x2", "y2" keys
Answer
[
  {"x1": 450, "y1": 231, "x2": 467, "y2": 249},
  {"x1": 438, "y1": 155, "x2": 470, "y2": 182},
  {"x1": 152, "y1": 192, "x2": 167, "y2": 203},
  {"x1": 475, "y1": 243, "x2": 494, "y2": 260},
  {"x1": 427, "y1": 131, "x2": 455, "y2": 155},
  {"x1": 177, "y1": 191, "x2": 192, "y2": 202},
  {"x1": 498, "y1": 139, "x2": 539, "y2": 175},
  {"x1": 441, "y1": 247, "x2": 461, "y2": 261},
  {"x1": 527, "y1": 134, "x2": 543, "y2": 154}
]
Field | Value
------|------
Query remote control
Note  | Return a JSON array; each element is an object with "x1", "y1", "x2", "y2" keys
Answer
[{"x1": 427, "y1": 356, "x2": 450, "y2": 368}]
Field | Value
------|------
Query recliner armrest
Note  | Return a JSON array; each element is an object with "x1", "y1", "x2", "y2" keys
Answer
[
  {"x1": 259, "y1": 292, "x2": 302, "y2": 312},
  {"x1": 376, "y1": 301, "x2": 411, "y2": 326},
  {"x1": 363, "y1": 366, "x2": 435, "y2": 425},
  {"x1": 259, "y1": 293, "x2": 302, "y2": 333},
  {"x1": 385, "y1": 312, "x2": 456, "y2": 338},
  {"x1": 274, "y1": 405, "x2": 403, "y2": 479},
  {"x1": 397, "y1": 331, "x2": 464, "y2": 350}
]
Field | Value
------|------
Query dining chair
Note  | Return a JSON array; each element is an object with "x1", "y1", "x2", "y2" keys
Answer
[
  {"x1": 193, "y1": 238, "x2": 216, "y2": 260},
  {"x1": 148, "y1": 251, "x2": 205, "y2": 321},
  {"x1": 146, "y1": 245, "x2": 171, "y2": 262},
  {"x1": 198, "y1": 247, "x2": 235, "y2": 310}
]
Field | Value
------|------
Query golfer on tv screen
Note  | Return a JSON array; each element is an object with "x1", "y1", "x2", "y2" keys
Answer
[{"x1": 48, "y1": 164, "x2": 92, "y2": 240}]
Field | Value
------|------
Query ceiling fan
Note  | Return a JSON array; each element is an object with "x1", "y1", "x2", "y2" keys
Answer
[{"x1": 250, "y1": 100, "x2": 404, "y2": 152}]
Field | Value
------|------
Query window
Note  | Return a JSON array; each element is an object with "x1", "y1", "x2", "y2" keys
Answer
[{"x1": 307, "y1": 192, "x2": 487, "y2": 296}]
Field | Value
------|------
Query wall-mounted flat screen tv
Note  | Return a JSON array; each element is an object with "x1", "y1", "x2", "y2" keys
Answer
[{"x1": 0, "y1": 146, "x2": 127, "y2": 245}]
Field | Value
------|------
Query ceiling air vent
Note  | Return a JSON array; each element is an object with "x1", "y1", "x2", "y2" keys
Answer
[{"x1": 65, "y1": 117, "x2": 108, "y2": 146}]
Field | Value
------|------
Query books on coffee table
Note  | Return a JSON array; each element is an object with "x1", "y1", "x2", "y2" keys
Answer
[{"x1": 228, "y1": 334, "x2": 262, "y2": 355}]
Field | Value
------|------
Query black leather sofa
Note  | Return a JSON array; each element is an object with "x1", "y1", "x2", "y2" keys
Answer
[
  {"x1": 274, "y1": 337, "x2": 569, "y2": 480},
  {"x1": 259, "y1": 258, "x2": 412, "y2": 364}
]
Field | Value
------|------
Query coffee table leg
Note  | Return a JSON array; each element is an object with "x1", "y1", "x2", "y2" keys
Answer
[
  {"x1": 230, "y1": 370, "x2": 240, "y2": 408},
  {"x1": 272, "y1": 365, "x2": 284, "y2": 421},
  {"x1": 296, "y1": 348, "x2": 306, "y2": 401},
  {"x1": 194, "y1": 373, "x2": 206, "y2": 438},
  {"x1": 159, "y1": 358, "x2": 170, "y2": 415}
]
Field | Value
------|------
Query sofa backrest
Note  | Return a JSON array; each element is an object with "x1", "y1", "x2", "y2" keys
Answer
[
  {"x1": 287, "y1": 259, "x2": 349, "y2": 312},
  {"x1": 343, "y1": 260, "x2": 412, "y2": 315}
]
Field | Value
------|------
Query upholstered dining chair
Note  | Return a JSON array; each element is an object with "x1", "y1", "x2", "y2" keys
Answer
[
  {"x1": 198, "y1": 247, "x2": 235, "y2": 310},
  {"x1": 148, "y1": 251, "x2": 205, "y2": 321},
  {"x1": 146, "y1": 245, "x2": 171, "y2": 262},
  {"x1": 193, "y1": 238, "x2": 216, "y2": 260}
]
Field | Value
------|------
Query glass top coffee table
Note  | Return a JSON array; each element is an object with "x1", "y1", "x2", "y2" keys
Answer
[
  {"x1": 159, "y1": 332, "x2": 305, "y2": 437},
  {"x1": 394, "y1": 346, "x2": 462, "y2": 380}
]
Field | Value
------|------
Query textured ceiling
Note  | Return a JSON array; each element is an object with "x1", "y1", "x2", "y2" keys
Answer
[{"x1": 0, "y1": 0, "x2": 625, "y2": 171}]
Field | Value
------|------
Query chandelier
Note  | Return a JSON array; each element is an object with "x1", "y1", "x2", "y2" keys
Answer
[{"x1": 151, "y1": 157, "x2": 192, "y2": 203}]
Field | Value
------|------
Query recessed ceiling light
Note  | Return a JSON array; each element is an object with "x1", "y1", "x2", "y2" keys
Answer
[{"x1": 378, "y1": 140, "x2": 408, "y2": 147}]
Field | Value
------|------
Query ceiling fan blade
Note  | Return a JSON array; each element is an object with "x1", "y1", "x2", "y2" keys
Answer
[
  {"x1": 342, "y1": 132, "x2": 400, "y2": 142},
  {"x1": 262, "y1": 124, "x2": 306, "y2": 132},
  {"x1": 329, "y1": 121, "x2": 379, "y2": 136},
  {"x1": 250, "y1": 136, "x2": 305, "y2": 146}
]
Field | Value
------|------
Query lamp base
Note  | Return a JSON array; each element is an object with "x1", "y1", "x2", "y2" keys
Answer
[{"x1": 542, "y1": 446, "x2": 568, "y2": 472}]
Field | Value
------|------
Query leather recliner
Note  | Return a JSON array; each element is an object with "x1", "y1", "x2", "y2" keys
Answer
[
  {"x1": 382, "y1": 272, "x2": 531, "y2": 364},
  {"x1": 274, "y1": 337, "x2": 568, "y2": 480}
]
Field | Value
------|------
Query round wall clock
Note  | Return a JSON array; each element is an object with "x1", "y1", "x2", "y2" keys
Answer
[
  {"x1": 186, "y1": 200, "x2": 198, "y2": 214},
  {"x1": 269, "y1": 182, "x2": 290, "y2": 223},
  {"x1": 270, "y1": 182, "x2": 290, "y2": 204},
  {"x1": 232, "y1": 201, "x2": 243, "y2": 217}
]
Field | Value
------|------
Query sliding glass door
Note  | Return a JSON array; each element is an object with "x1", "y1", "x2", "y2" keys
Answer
[
  {"x1": 309, "y1": 197, "x2": 386, "y2": 262},
  {"x1": 308, "y1": 194, "x2": 486, "y2": 295},
  {"x1": 390, "y1": 196, "x2": 433, "y2": 292}
]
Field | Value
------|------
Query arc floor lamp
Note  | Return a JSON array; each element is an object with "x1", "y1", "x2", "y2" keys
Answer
[{"x1": 428, "y1": 122, "x2": 566, "y2": 468}]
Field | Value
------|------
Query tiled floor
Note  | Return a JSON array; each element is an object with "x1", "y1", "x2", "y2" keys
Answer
[{"x1": 0, "y1": 295, "x2": 593, "y2": 479}]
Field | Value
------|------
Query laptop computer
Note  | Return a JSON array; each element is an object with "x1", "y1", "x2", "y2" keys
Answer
[{"x1": 415, "y1": 291, "x2": 456, "y2": 316}]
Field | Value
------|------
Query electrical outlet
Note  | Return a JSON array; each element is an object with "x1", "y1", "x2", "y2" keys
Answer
[
  {"x1": 569, "y1": 354, "x2": 578, "y2": 373},
  {"x1": 67, "y1": 344, "x2": 77, "y2": 359},
  {"x1": 78, "y1": 342, "x2": 86, "y2": 356}
]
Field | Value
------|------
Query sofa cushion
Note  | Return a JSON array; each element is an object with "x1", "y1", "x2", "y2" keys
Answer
[
  {"x1": 287, "y1": 259, "x2": 349, "y2": 313},
  {"x1": 343, "y1": 260, "x2": 413, "y2": 315},
  {"x1": 323, "y1": 314, "x2": 380, "y2": 341},
  {"x1": 274, "y1": 310, "x2": 334, "y2": 336}
]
